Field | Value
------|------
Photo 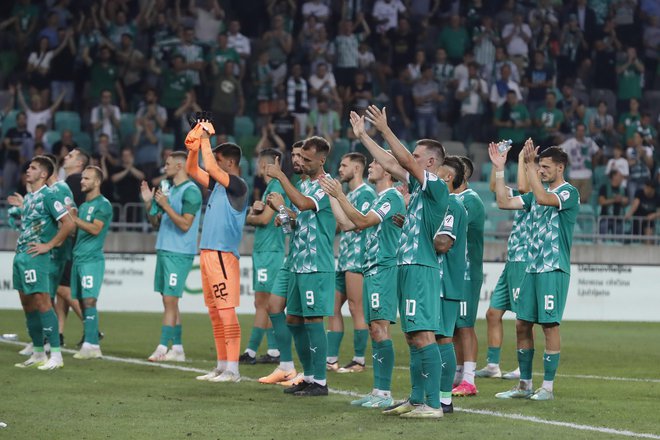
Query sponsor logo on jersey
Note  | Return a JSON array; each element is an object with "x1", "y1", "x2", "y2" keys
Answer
[
  {"x1": 361, "y1": 201, "x2": 370, "y2": 211},
  {"x1": 443, "y1": 214, "x2": 454, "y2": 228},
  {"x1": 559, "y1": 190, "x2": 570, "y2": 202},
  {"x1": 54, "y1": 201, "x2": 64, "y2": 212}
]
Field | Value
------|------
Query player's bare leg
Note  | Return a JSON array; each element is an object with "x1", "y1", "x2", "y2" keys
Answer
[
  {"x1": 326, "y1": 291, "x2": 345, "y2": 371},
  {"x1": 452, "y1": 327, "x2": 479, "y2": 396},
  {"x1": 55, "y1": 285, "x2": 83, "y2": 342},
  {"x1": 338, "y1": 272, "x2": 368, "y2": 373},
  {"x1": 453, "y1": 332, "x2": 464, "y2": 386}
]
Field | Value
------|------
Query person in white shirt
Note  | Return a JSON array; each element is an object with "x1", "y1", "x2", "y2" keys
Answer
[
  {"x1": 455, "y1": 61, "x2": 488, "y2": 145},
  {"x1": 605, "y1": 144, "x2": 630, "y2": 182},
  {"x1": 501, "y1": 13, "x2": 532, "y2": 62},
  {"x1": 227, "y1": 20, "x2": 251, "y2": 80},
  {"x1": 308, "y1": 62, "x2": 341, "y2": 110},
  {"x1": 189, "y1": 0, "x2": 224, "y2": 44},
  {"x1": 489, "y1": 63, "x2": 522, "y2": 108},
  {"x1": 91, "y1": 89, "x2": 121, "y2": 146},
  {"x1": 302, "y1": 0, "x2": 330, "y2": 21},
  {"x1": 372, "y1": 0, "x2": 406, "y2": 34},
  {"x1": 17, "y1": 85, "x2": 65, "y2": 137},
  {"x1": 559, "y1": 123, "x2": 601, "y2": 202}
]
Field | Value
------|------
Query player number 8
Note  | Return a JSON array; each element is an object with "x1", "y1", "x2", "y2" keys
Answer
[
  {"x1": 371, "y1": 293, "x2": 380, "y2": 309},
  {"x1": 305, "y1": 290, "x2": 315, "y2": 306},
  {"x1": 169, "y1": 273, "x2": 178, "y2": 287}
]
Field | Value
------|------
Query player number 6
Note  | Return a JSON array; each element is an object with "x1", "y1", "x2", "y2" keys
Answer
[{"x1": 169, "y1": 273, "x2": 178, "y2": 287}]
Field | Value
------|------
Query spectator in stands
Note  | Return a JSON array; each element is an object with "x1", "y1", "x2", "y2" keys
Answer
[
  {"x1": 626, "y1": 132, "x2": 654, "y2": 201},
  {"x1": 176, "y1": 27, "x2": 206, "y2": 103},
  {"x1": 99, "y1": 7, "x2": 137, "y2": 47},
  {"x1": 527, "y1": 0, "x2": 559, "y2": 30},
  {"x1": 412, "y1": 64, "x2": 441, "y2": 139},
  {"x1": 389, "y1": 66, "x2": 414, "y2": 141},
  {"x1": 432, "y1": 48, "x2": 456, "y2": 121},
  {"x1": 114, "y1": 33, "x2": 145, "y2": 108},
  {"x1": 606, "y1": 144, "x2": 630, "y2": 180},
  {"x1": 270, "y1": 98, "x2": 298, "y2": 150},
  {"x1": 302, "y1": 0, "x2": 330, "y2": 22},
  {"x1": 562, "y1": 100, "x2": 589, "y2": 138},
  {"x1": 357, "y1": 41, "x2": 376, "y2": 84},
  {"x1": 616, "y1": 47, "x2": 645, "y2": 113},
  {"x1": 525, "y1": 50, "x2": 555, "y2": 117},
  {"x1": 84, "y1": 45, "x2": 127, "y2": 110},
  {"x1": 618, "y1": 97, "x2": 641, "y2": 141},
  {"x1": 255, "y1": 52, "x2": 276, "y2": 125},
  {"x1": 308, "y1": 62, "x2": 340, "y2": 110},
  {"x1": 560, "y1": 123, "x2": 601, "y2": 202},
  {"x1": 455, "y1": 61, "x2": 489, "y2": 146},
  {"x1": 12, "y1": 0, "x2": 40, "y2": 53},
  {"x1": 642, "y1": 15, "x2": 659, "y2": 89},
  {"x1": 136, "y1": 88, "x2": 167, "y2": 132},
  {"x1": 438, "y1": 15, "x2": 470, "y2": 65},
  {"x1": 534, "y1": 21, "x2": 560, "y2": 64},
  {"x1": 51, "y1": 129, "x2": 77, "y2": 161},
  {"x1": 110, "y1": 147, "x2": 145, "y2": 206},
  {"x1": 598, "y1": 169, "x2": 629, "y2": 235},
  {"x1": 473, "y1": 16, "x2": 499, "y2": 74},
  {"x1": 298, "y1": 15, "x2": 324, "y2": 58},
  {"x1": 262, "y1": 15, "x2": 292, "y2": 89},
  {"x1": 307, "y1": 25, "x2": 335, "y2": 75},
  {"x1": 407, "y1": 49, "x2": 426, "y2": 82},
  {"x1": 625, "y1": 179, "x2": 660, "y2": 237},
  {"x1": 557, "y1": 14, "x2": 589, "y2": 85},
  {"x1": 38, "y1": 11, "x2": 60, "y2": 49},
  {"x1": 384, "y1": 17, "x2": 416, "y2": 74},
  {"x1": 50, "y1": 27, "x2": 76, "y2": 111},
  {"x1": 494, "y1": 89, "x2": 531, "y2": 153},
  {"x1": 635, "y1": 113, "x2": 658, "y2": 149},
  {"x1": 212, "y1": 33, "x2": 241, "y2": 78},
  {"x1": 286, "y1": 63, "x2": 310, "y2": 138},
  {"x1": 344, "y1": 70, "x2": 372, "y2": 115},
  {"x1": 372, "y1": 0, "x2": 406, "y2": 35},
  {"x1": 187, "y1": 0, "x2": 224, "y2": 45},
  {"x1": 91, "y1": 89, "x2": 121, "y2": 148},
  {"x1": 535, "y1": 90, "x2": 563, "y2": 148},
  {"x1": 211, "y1": 60, "x2": 244, "y2": 136},
  {"x1": 334, "y1": 17, "x2": 370, "y2": 96},
  {"x1": 489, "y1": 63, "x2": 522, "y2": 109},
  {"x1": 501, "y1": 12, "x2": 532, "y2": 71},
  {"x1": 307, "y1": 97, "x2": 340, "y2": 145},
  {"x1": 26, "y1": 36, "x2": 55, "y2": 103},
  {"x1": 255, "y1": 123, "x2": 286, "y2": 154},
  {"x1": 612, "y1": 0, "x2": 640, "y2": 47},
  {"x1": 589, "y1": 100, "x2": 616, "y2": 151},
  {"x1": 1, "y1": 111, "x2": 32, "y2": 197},
  {"x1": 17, "y1": 86, "x2": 65, "y2": 137},
  {"x1": 133, "y1": 117, "x2": 162, "y2": 181},
  {"x1": 227, "y1": 20, "x2": 251, "y2": 79},
  {"x1": 567, "y1": 0, "x2": 598, "y2": 48}
]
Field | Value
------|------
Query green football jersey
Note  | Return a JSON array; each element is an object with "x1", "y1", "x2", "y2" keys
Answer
[
  {"x1": 284, "y1": 179, "x2": 309, "y2": 272},
  {"x1": 50, "y1": 180, "x2": 76, "y2": 262},
  {"x1": 506, "y1": 189, "x2": 531, "y2": 263},
  {"x1": 458, "y1": 188, "x2": 485, "y2": 281},
  {"x1": 520, "y1": 182, "x2": 579, "y2": 274},
  {"x1": 254, "y1": 179, "x2": 289, "y2": 253},
  {"x1": 337, "y1": 183, "x2": 377, "y2": 272},
  {"x1": 16, "y1": 185, "x2": 68, "y2": 254},
  {"x1": 397, "y1": 170, "x2": 449, "y2": 268},
  {"x1": 363, "y1": 187, "x2": 406, "y2": 276},
  {"x1": 73, "y1": 195, "x2": 113, "y2": 263},
  {"x1": 290, "y1": 175, "x2": 336, "y2": 273},
  {"x1": 436, "y1": 194, "x2": 468, "y2": 301}
]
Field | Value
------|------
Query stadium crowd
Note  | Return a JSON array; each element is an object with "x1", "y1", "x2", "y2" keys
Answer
[{"x1": 0, "y1": 0, "x2": 659, "y2": 232}]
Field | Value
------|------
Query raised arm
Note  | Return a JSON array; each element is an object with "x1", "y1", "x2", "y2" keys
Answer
[
  {"x1": 365, "y1": 105, "x2": 424, "y2": 183},
  {"x1": 517, "y1": 148, "x2": 530, "y2": 193},
  {"x1": 489, "y1": 142, "x2": 524, "y2": 210},
  {"x1": 184, "y1": 125, "x2": 210, "y2": 187},
  {"x1": 265, "y1": 163, "x2": 316, "y2": 212},
  {"x1": 522, "y1": 139, "x2": 559, "y2": 207},
  {"x1": 349, "y1": 111, "x2": 407, "y2": 182}
]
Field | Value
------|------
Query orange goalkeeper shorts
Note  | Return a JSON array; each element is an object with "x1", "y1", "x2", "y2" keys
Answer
[{"x1": 200, "y1": 250, "x2": 241, "y2": 310}]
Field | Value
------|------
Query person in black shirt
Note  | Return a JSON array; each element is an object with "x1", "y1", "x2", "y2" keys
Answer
[
  {"x1": 62, "y1": 147, "x2": 90, "y2": 206},
  {"x1": 598, "y1": 169, "x2": 629, "y2": 235},
  {"x1": 50, "y1": 27, "x2": 76, "y2": 110},
  {"x1": 270, "y1": 98, "x2": 297, "y2": 150},
  {"x1": 51, "y1": 129, "x2": 78, "y2": 161},
  {"x1": 111, "y1": 147, "x2": 145, "y2": 212},
  {"x1": 2, "y1": 112, "x2": 32, "y2": 197},
  {"x1": 625, "y1": 180, "x2": 660, "y2": 237}
]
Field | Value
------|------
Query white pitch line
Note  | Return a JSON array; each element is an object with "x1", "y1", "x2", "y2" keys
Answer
[{"x1": 2, "y1": 339, "x2": 659, "y2": 439}]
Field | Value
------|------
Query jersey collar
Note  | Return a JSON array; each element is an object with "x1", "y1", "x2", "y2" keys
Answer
[
  {"x1": 349, "y1": 182, "x2": 367, "y2": 194},
  {"x1": 378, "y1": 186, "x2": 397, "y2": 196},
  {"x1": 32, "y1": 184, "x2": 48, "y2": 195}
]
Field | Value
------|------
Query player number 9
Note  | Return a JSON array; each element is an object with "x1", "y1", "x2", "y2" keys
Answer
[{"x1": 305, "y1": 290, "x2": 315, "y2": 306}]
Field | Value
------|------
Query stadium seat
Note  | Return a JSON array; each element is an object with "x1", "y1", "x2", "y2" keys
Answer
[
  {"x1": 589, "y1": 89, "x2": 616, "y2": 116},
  {"x1": 327, "y1": 138, "x2": 350, "y2": 174},
  {"x1": 443, "y1": 140, "x2": 467, "y2": 156},
  {"x1": 73, "y1": 132, "x2": 92, "y2": 153},
  {"x1": 54, "y1": 111, "x2": 81, "y2": 133},
  {"x1": 120, "y1": 113, "x2": 136, "y2": 143},
  {"x1": 44, "y1": 130, "x2": 61, "y2": 146},
  {"x1": 506, "y1": 162, "x2": 518, "y2": 182},
  {"x1": 233, "y1": 117, "x2": 255, "y2": 139},
  {"x1": 161, "y1": 133, "x2": 175, "y2": 149},
  {"x1": 2, "y1": 109, "x2": 19, "y2": 135},
  {"x1": 481, "y1": 162, "x2": 492, "y2": 182},
  {"x1": 643, "y1": 90, "x2": 660, "y2": 124}
]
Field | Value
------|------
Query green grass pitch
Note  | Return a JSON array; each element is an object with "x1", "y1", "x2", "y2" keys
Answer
[{"x1": 1, "y1": 310, "x2": 659, "y2": 440}]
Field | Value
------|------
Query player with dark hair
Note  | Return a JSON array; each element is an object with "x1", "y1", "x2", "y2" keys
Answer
[
  {"x1": 242, "y1": 148, "x2": 288, "y2": 364},
  {"x1": 265, "y1": 136, "x2": 337, "y2": 396},
  {"x1": 327, "y1": 152, "x2": 376, "y2": 373},
  {"x1": 491, "y1": 140, "x2": 579, "y2": 401},
  {"x1": 186, "y1": 116, "x2": 249, "y2": 383},
  {"x1": 12, "y1": 156, "x2": 74, "y2": 370},
  {"x1": 142, "y1": 151, "x2": 202, "y2": 362},
  {"x1": 68, "y1": 166, "x2": 113, "y2": 360}
]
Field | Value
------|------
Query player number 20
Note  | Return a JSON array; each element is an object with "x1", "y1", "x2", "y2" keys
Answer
[
  {"x1": 257, "y1": 269, "x2": 268, "y2": 283},
  {"x1": 544, "y1": 294, "x2": 555, "y2": 311},
  {"x1": 305, "y1": 290, "x2": 315, "y2": 306},
  {"x1": 24, "y1": 270, "x2": 37, "y2": 283},
  {"x1": 371, "y1": 293, "x2": 380, "y2": 309},
  {"x1": 169, "y1": 273, "x2": 178, "y2": 287},
  {"x1": 82, "y1": 276, "x2": 94, "y2": 289},
  {"x1": 405, "y1": 299, "x2": 416, "y2": 316}
]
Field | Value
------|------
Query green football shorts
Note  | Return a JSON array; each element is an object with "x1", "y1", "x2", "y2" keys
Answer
[
  {"x1": 398, "y1": 265, "x2": 441, "y2": 333},
  {"x1": 287, "y1": 272, "x2": 335, "y2": 318},
  {"x1": 252, "y1": 251, "x2": 284, "y2": 293},
  {"x1": 490, "y1": 261, "x2": 526, "y2": 313},
  {"x1": 71, "y1": 259, "x2": 105, "y2": 300},
  {"x1": 517, "y1": 270, "x2": 570, "y2": 324},
  {"x1": 154, "y1": 250, "x2": 195, "y2": 297},
  {"x1": 12, "y1": 252, "x2": 51, "y2": 295},
  {"x1": 363, "y1": 266, "x2": 398, "y2": 324},
  {"x1": 456, "y1": 277, "x2": 483, "y2": 329}
]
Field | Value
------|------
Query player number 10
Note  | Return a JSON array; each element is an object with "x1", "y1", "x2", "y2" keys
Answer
[{"x1": 544, "y1": 294, "x2": 555, "y2": 311}]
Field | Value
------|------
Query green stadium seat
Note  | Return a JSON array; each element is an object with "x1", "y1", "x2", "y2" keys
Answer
[
  {"x1": 73, "y1": 132, "x2": 92, "y2": 153},
  {"x1": 481, "y1": 162, "x2": 492, "y2": 182},
  {"x1": 120, "y1": 113, "x2": 136, "y2": 143},
  {"x1": 2, "y1": 109, "x2": 19, "y2": 135},
  {"x1": 161, "y1": 133, "x2": 175, "y2": 149},
  {"x1": 54, "y1": 111, "x2": 81, "y2": 133},
  {"x1": 44, "y1": 130, "x2": 61, "y2": 146},
  {"x1": 234, "y1": 117, "x2": 255, "y2": 139},
  {"x1": 443, "y1": 140, "x2": 467, "y2": 156}
]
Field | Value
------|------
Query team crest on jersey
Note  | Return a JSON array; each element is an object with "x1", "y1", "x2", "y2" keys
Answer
[
  {"x1": 54, "y1": 201, "x2": 64, "y2": 212},
  {"x1": 443, "y1": 214, "x2": 454, "y2": 228},
  {"x1": 427, "y1": 172, "x2": 438, "y2": 181},
  {"x1": 559, "y1": 190, "x2": 570, "y2": 201},
  {"x1": 377, "y1": 202, "x2": 391, "y2": 218},
  {"x1": 314, "y1": 188, "x2": 325, "y2": 200},
  {"x1": 64, "y1": 196, "x2": 73, "y2": 206},
  {"x1": 361, "y1": 201, "x2": 370, "y2": 211}
]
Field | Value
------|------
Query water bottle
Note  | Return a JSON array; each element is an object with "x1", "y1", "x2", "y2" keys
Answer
[
  {"x1": 278, "y1": 205, "x2": 292, "y2": 234},
  {"x1": 149, "y1": 179, "x2": 172, "y2": 216},
  {"x1": 497, "y1": 139, "x2": 513, "y2": 154}
]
